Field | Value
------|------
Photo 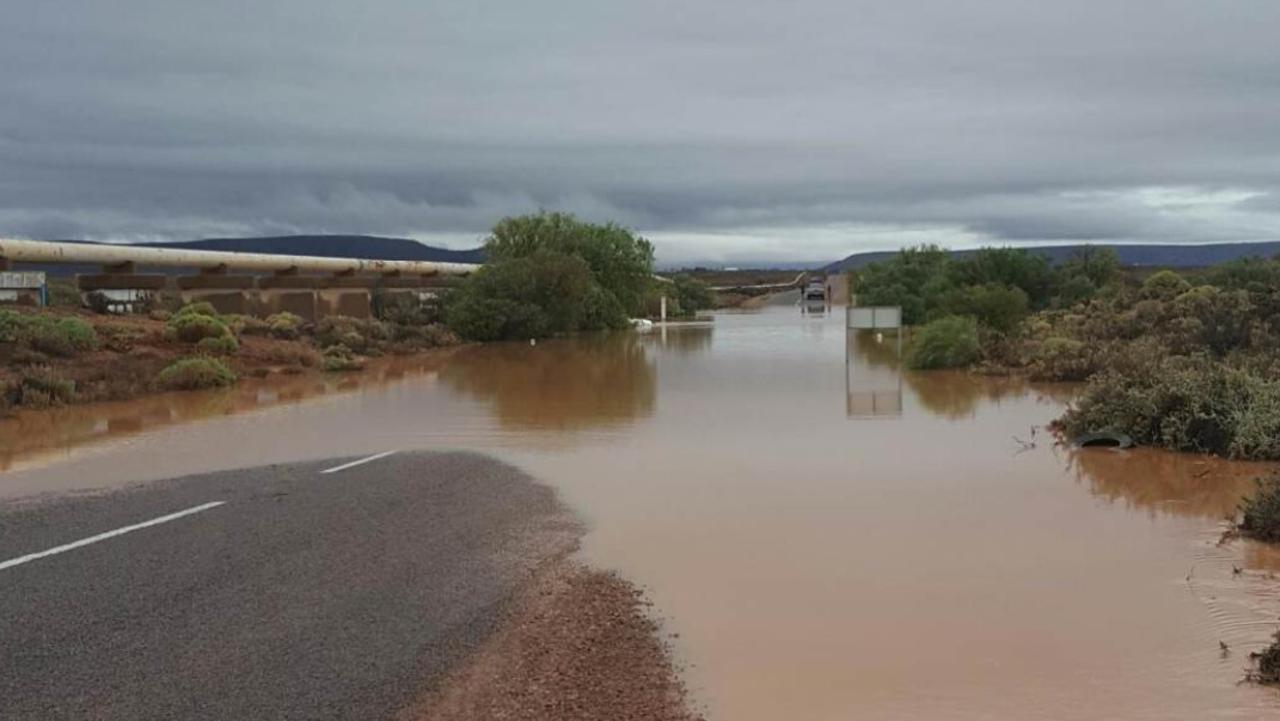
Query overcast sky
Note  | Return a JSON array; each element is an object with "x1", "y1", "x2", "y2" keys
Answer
[{"x1": 2, "y1": 1, "x2": 1279, "y2": 265}]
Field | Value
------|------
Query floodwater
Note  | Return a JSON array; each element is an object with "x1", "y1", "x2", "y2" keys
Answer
[{"x1": 4, "y1": 307, "x2": 1280, "y2": 720}]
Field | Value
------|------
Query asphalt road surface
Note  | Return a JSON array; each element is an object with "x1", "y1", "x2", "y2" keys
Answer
[{"x1": 0, "y1": 451, "x2": 580, "y2": 721}]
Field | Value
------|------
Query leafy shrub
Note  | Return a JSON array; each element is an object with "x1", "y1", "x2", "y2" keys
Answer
[
  {"x1": 315, "y1": 316, "x2": 388, "y2": 352},
  {"x1": 321, "y1": 344, "x2": 363, "y2": 371},
  {"x1": 1026, "y1": 336, "x2": 1097, "y2": 381},
  {"x1": 166, "y1": 313, "x2": 233, "y2": 344},
  {"x1": 1240, "y1": 475, "x2": 1280, "y2": 543},
  {"x1": 6, "y1": 314, "x2": 100, "y2": 357},
  {"x1": 261, "y1": 344, "x2": 321, "y2": 367},
  {"x1": 1140, "y1": 270, "x2": 1192, "y2": 300},
  {"x1": 3, "y1": 367, "x2": 76, "y2": 408},
  {"x1": 389, "y1": 321, "x2": 459, "y2": 349},
  {"x1": 197, "y1": 334, "x2": 239, "y2": 355},
  {"x1": 156, "y1": 357, "x2": 237, "y2": 390},
  {"x1": 223, "y1": 314, "x2": 268, "y2": 336},
  {"x1": 46, "y1": 280, "x2": 83, "y2": 308},
  {"x1": 1169, "y1": 286, "x2": 1254, "y2": 355},
  {"x1": 907, "y1": 316, "x2": 982, "y2": 369},
  {"x1": 0, "y1": 309, "x2": 25, "y2": 344},
  {"x1": 1056, "y1": 356, "x2": 1280, "y2": 459},
  {"x1": 266, "y1": 312, "x2": 304, "y2": 340},
  {"x1": 149, "y1": 309, "x2": 172, "y2": 322},
  {"x1": 373, "y1": 291, "x2": 442, "y2": 325},
  {"x1": 96, "y1": 322, "x2": 148, "y2": 353}
]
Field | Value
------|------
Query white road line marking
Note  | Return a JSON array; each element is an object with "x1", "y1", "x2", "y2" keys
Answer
[
  {"x1": 0, "y1": 501, "x2": 226, "y2": 573},
  {"x1": 320, "y1": 450, "x2": 398, "y2": 475}
]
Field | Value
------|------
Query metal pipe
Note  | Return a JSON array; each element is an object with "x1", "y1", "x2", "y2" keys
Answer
[{"x1": 0, "y1": 238, "x2": 479, "y2": 276}]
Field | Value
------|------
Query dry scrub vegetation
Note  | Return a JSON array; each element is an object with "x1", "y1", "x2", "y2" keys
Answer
[{"x1": 0, "y1": 293, "x2": 457, "y2": 414}]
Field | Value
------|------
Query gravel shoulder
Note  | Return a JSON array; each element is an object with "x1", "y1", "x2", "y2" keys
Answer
[{"x1": 408, "y1": 558, "x2": 705, "y2": 721}]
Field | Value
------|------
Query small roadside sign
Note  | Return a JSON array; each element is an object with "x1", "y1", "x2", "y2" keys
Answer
[
  {"x1": 0, "y1": 271, "x2": 48, "y2": 306},
  {"x1": 0, "y1": 271, "x2": 46, "y2": 289}
]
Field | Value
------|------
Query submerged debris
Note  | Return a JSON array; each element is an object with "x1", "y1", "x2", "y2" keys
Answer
[
  {"x1": 1074, "y1": 431, "x2": 1134, "y2": 449},
  {"x1": 1249, "y1": 633, "x2": 1280, "y2": 685}
]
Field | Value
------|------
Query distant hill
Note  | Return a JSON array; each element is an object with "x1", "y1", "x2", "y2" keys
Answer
[
  {"x1": 823, "y1": 241, "x2": 1280, "y2": 273},
  {"x1": 22, "y1": 235, "x2": 485, "y2": 276},
  {"x1": 135, "y1": 235, "x2": 486, "y2": 264}
]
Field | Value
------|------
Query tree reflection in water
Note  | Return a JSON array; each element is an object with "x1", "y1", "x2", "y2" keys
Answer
[
  {"x1": 1064, "y1": 445, "x2": 1273, "y2": 520},
  {"x1": 439, "y1": 333, "x2": 657, "y2": 432},
  {"x1": 845, "y1": 329, "x2": 1069, "y2": 420},
  {"x1": 642, "y1": 325, "x2": 712, "y2": 355}
]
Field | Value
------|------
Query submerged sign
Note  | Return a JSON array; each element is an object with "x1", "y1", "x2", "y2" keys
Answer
[{"x1": 847, "y1": 306, "x2": 902, "y2": 330}]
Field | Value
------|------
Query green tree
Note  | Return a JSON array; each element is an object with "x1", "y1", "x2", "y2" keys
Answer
[
  {"x1": 952, "y1": 248, "x2": 1053, "y2": 308},
  {"x1": 445, "y1": 213, "x2": 656, "y2": 341},
  {"x1": 671, "y1": 274, "x2": 713, "y2": 316},
  {"x1": 445, "y1": 250, "x2": 603, "y2": 341},
  {"x1": 853, "y1": 245, "x2": 954, "y2": 324},
  {"x1": 947, "y1": 283, "x2": 1030, "y2": 333},
  {"x1": 485, "y1": 212, "x2": 655, "y2": 316},
  {"x1": 1059, "y1": 246, "x2": 1121, "y2": 290}
]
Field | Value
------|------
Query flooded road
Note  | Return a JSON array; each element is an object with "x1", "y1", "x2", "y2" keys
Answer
[{"x1": 4, "y1": 307, "x2": 1280, "y2": 719}]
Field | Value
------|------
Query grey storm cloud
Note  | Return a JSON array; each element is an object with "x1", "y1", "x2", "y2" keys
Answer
[{"x1": 2, "y1": 0, "x2": 1280, "y2": 263}]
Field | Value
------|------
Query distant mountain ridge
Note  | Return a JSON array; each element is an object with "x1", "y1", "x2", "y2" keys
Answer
[
  {"x1": 823, "y1": 241, "x2": 1280, "y2": 273},
  {"x1": 135, "y1": 235, "x2": 486, "y2": 264}
]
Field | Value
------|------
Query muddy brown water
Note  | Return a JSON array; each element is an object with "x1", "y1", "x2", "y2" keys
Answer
[{"x1": 4, "y1": 307, "x2": 1280, "y2": 719}]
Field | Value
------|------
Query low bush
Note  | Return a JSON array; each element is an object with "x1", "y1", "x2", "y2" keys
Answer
[
  {"x1": 260, "y1": 344, "x2": 321, "y2": 367},
  {"x1": 0, "y1": 309, "x2": 24, "y2": 344},
  {"x1": 155, "y1": 357, "x2": 237, "y2": 390},
  {"x1": 373, "y1": 291, "x2": 442, "y2": 326},
  {"x1": 315, "y1": 316, "x2": 388, "y2": 353},
  {"x1": 223, "y1": 314, "x2": 269, "y2": 336},
  {"x1": 391, "y1": 322, "x2": 459, "y2": 349},
  {"x1": 3, "y1": 367, "x2": 77, "y2": 408},
  {"x1": 266, "y1": 312, "x2": 304, "y2": 340},
  {"x1": 1026, "y1": 336, "x2": 1097, "y2": 382},
  {"x1": 166, "y1": 313, "x2": 233, "y2": 344},
  {"x1": 907, "y1": 316, "x2": 982, "y2": 370},
  {"x1": 197, "y1": 334, "x2": 239, "y2": 356},
  {"x1": 45, "y1": 280, "x2": 83, "y2": 308},
  {"x1": 1140, "y1": 270, "x2": 1192, "y2": 300},
  {"x1": 1240, "y1": 475, "x2": 1280, "y2": 543},
  {"x1": 320, "y1": 344, "x2": 364, "y2": 372},
  {"x1": 0, "y1": 311, "x2": 99, "y2": 357},
  {"x1": 96, "y1": 322, "x2": 149, "y2": 353}
]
